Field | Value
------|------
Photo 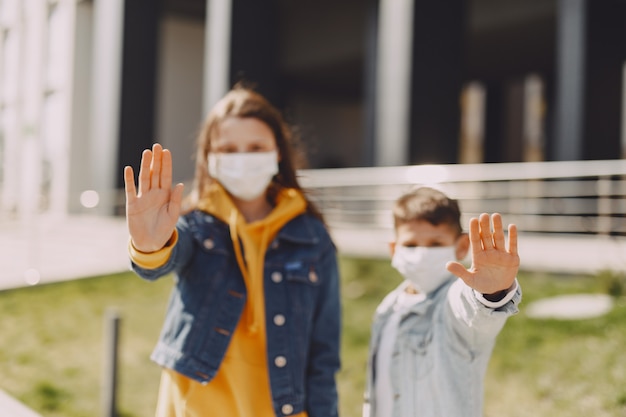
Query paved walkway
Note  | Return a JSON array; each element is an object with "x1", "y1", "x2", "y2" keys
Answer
[
  {"x1": 1, "y1": 214, "x2": 130, "y2": 290},
  {"x1": 0, "y1": 389, "x2": 42, "y2": 417}
]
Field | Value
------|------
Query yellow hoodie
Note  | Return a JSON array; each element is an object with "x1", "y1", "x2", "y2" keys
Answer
[{"x1": 131, "y1": 183, "x2": 308, "y2": 417}]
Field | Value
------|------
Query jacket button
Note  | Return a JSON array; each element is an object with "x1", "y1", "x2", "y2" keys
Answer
[
  {"x1": 271, "y1": 271, "x2": 283, "y2": 283},
  {"x1": 203, "y1": 239, "x2": 214, "y2": 250},
  {"x1": 274, "y1": 355, "x2": 287, "y2": 367},
  {"x1": 273, "y1": 314, "x2": 286, "y2": 326},
  {"x1": 271, "y1": 239, "x2": 279, "y2": 249},
  {"x1": 281, "y1": 404, "x2": 293, "y2": 415},
  {"x1": 308, "y1": 270, "x2": 318, "y2": 283}
]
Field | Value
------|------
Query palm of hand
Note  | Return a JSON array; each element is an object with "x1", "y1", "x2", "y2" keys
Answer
[
  {"x1": 127, "y1": 188, "x2": 179, "y2": 251},
  {"x1": 466, "y1": 240, "x2": 519, "y2": 294}
]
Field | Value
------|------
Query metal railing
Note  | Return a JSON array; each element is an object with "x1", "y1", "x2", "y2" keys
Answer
[{"x1": 298, "y1": 159, "x2": 626, "y2": 237}]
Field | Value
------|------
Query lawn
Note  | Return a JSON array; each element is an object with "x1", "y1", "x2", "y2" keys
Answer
[{"x1": 0, "y1": 258, "x2": 625, "y2": 417}]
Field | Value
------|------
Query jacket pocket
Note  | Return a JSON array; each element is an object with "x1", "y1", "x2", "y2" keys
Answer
[
  {"x1": 404, "y1": 330, "x2": 434, "y2": 379},
  {"x1": 190, "y1": 214, "x2": 232, "y2": 257},
  {"x1": 283, "y1": 260, "x2": 320, "y2": 322}
]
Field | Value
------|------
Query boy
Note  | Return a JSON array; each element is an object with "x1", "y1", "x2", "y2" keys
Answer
[{"x1": 363, "y1": 187, "x2": 521, "y2": 417}]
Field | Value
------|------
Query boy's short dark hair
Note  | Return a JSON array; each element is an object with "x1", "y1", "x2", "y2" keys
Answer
[{"x1": 393, "y1": 187, "x2": 463, "y2": 235}]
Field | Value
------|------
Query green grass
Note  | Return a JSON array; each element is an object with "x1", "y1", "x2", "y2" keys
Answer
[{"x1": 0, "y1": 260, "x2": 625, "y2": 417}]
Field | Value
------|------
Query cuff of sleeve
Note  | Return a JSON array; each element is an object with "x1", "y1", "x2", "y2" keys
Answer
[
  {"x1": 128, "y1": 230, "x2": 178, "y2": 269},
  {"x1": 474, "y1": 279, "x2": 519, "y2": 309}
]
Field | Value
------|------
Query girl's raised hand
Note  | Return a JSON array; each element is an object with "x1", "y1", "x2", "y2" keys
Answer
[{"x1": 124, "y1": 143, "x2": 184, "y2": 252}]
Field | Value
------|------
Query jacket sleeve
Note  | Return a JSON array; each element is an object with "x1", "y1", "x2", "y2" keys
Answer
[
  {"x1": 306, "y1": 239, "x2": 341, "y2": 417},
  {"x1": 129, "y1": 215, "x2": 195, "y2": 281},
  {"x1": 444, "y1": 278, "x2": 522, "y2": 353}
]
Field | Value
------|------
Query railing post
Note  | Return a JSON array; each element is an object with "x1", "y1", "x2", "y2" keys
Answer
[
  {"x1": 597, "y1": 176, "x2": 612, "y2": 236},
  {"x1": 102, "y1": 308, "x2": 121, "y2": 417}
]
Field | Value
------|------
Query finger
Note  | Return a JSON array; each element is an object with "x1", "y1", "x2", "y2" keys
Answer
[
  {"x1": 446, "y1": 261, "x2": 473, "y2": 284},
  {"x1": 161, "y1": 148, "x2": 173, "y2": 191},
  {"x1": 138, "y1": 149, "x2": 152, "y2": 195},
  {"x1": 479, "y1": 213, "x2": 493, "y2": 249},
  {"x1": 123, "y1": 166, "x2": 137, "y2": 203},
  {"x1": 468, "y1": 217, "x2": 482, "y2": 254},
  {"x1": 151, "y1": 143, "x2": 163, "y2": 189},
  {"x1": 168, "y1": 183, "x2": 185, "y2": 219},
  {"x1": 491, "y1": 213, "x2": 506, "y2": 250},
  {"x1": 507, "y1": 223, "x2": 518, "y2": 256}
]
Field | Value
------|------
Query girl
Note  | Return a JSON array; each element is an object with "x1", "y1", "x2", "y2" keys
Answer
[{"x1": 124, "y1": 86, "x2": 341, "y2": 417}]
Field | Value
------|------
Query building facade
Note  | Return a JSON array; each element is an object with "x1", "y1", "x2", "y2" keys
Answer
[{"x1": 1, "y1": 0, "x2": 625, "y2": 217}]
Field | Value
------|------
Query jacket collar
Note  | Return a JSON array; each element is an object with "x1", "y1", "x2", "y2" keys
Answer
[
  {"x1": 376, "y1": 277, "x2": 456, "y2": 316},
  {"x1": 274, "y1": 213, "x2": 321, "y2": 246}
]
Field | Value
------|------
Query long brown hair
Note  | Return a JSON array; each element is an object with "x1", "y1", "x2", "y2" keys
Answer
[{"x1": 185, "y1": 85, "x2": 325, "y2": 223}]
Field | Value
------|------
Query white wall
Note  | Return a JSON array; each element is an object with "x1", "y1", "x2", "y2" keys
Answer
[
  {"x1": 156, "y1": 15, "x2": 205, "y2": 185},
  {"x1": 0, "y1": 0, "x2": 79, "y2": 217}
]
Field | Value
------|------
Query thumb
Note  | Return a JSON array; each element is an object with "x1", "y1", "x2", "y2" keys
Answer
[{"x1": 446, "y1": 261, "x2": 473, "y2": 283}]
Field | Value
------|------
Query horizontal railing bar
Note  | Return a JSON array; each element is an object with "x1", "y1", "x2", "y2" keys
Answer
[{"x1": 298, "y1": 159, "x2": 626, "y2": 188}]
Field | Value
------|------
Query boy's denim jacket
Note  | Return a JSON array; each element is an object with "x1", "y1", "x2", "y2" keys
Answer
[
  {"x1": 131, "y1": 210, "x2": 341, "y2": 417},
  {"x1": 363, "y1": 277, "x2": 521, "y2": 417}
]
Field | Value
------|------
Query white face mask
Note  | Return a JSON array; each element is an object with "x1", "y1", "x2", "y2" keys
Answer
[
  {"x1": 208, "y1": 151, "x2": 279, "y2": 201},
  {"x1": 391, "y1": 246, "x2": 456, "y2": 294}
]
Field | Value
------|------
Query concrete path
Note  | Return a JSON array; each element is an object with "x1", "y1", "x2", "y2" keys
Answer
[
  {"x1": 0, "y1": 389, "x2": 42, "y2": 417},
  {"x1": 525, "y1": 293, "x2": 614, "y2": 320},
  {"x1": 1, "y1": 214, "x2": 130, "y2": 290}
]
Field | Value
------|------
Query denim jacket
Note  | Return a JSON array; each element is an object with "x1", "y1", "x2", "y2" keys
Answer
[
  {"x1": 131, "y1": 210, "x2": 341, "y2": 417},
  {"x1": 363, "y1": 277, "x2": 521, "y2": 417}
]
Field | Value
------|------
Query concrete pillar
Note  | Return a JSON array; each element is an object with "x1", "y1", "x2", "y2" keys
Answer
[
  {"x1": 374, "y1": 0, "x2": 414, "y2": 166},
  {"x1": 553, "y1": 0, "x2": 586, "y2": 161},
  {"x1": 204, "y1": 0, "x2": 232, "y2": 114},
  {"x1": 0, "y1": 0, "x2": 22, "y2": 213},
  {"x1": 68, "y1": 1, "x2": 95, "y2": 213},
  {"x1": 44, "y1": 0, "x2": 79, "y2": 216},
  {"x1": 19, "y1": 0, "x2": 46, "y2": 216},
  {"x1": 90, "y1": 0, "x2": 125, "y2": 213},
  {"x1": 523, "y1": 74, "x2": 545, "y2": 162}
]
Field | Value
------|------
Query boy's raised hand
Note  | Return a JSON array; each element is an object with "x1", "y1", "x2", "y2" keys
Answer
[
  {"x1": 446, "y1": 213, "x2": 519, "y2": 296},
  {"x1": 124, "y1": 143, "x2": 185, "y2": 253}
]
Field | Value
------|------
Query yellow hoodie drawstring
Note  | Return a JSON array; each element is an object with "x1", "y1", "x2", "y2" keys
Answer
[
  {"x1": 228, "y1": 209, "x2": 273, "y2": 335},
  {"x1": 228, "y1": 209, "x2": 259, "y2": 334}
]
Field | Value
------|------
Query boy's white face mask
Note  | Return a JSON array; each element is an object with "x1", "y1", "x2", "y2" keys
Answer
[
  {"x1": 208, "y1": 151, "x2": 279, "y2": 201},
  {"x1": 391, "y1": 246, "x2": 456, "y2": 294}
]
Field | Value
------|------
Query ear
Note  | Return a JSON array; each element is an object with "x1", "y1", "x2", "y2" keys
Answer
[
  {"x1": 455, "y1": 233, "x2": 470, "y2": 260},
  {"x1": 388, "y1": 241, "x2": 397, "y2": 257}
]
